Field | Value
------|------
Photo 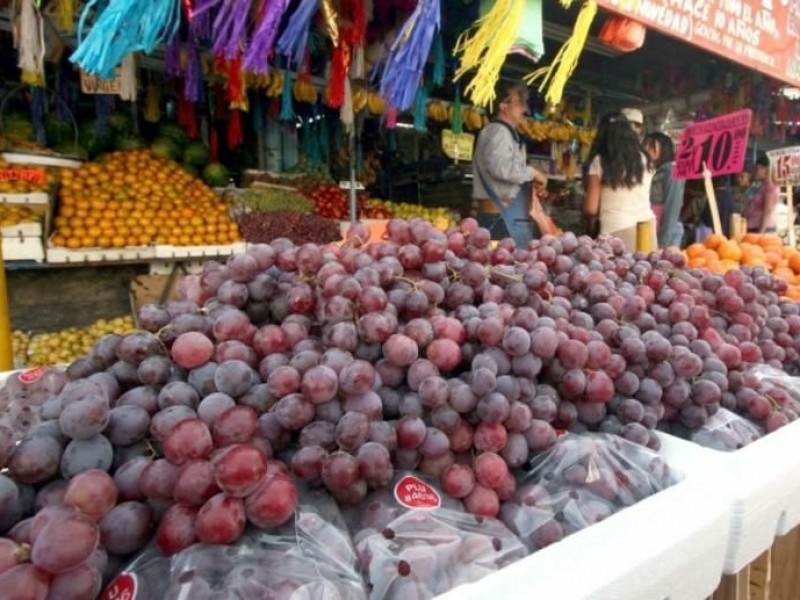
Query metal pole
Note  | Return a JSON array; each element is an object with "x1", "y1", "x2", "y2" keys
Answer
[
  {"x1": 0, "y1": 241, "x2": 13, "y2": 371},
  {"x1": 349, "y1": 131, "x2": 357, "y2": 225}
]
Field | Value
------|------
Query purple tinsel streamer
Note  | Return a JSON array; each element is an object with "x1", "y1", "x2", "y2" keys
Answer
[
  {"x1": 276, "y1": 0, "x2": 321, "y2": 67},
  {"x1": 190, "y1": 10, "x2": 211, "y2": 41},
  {"x1": 378, "y1": 0, "x2": 440, "y2": 111},
  {"x1": 243, "y1": 0, "x2": 290, "y2": 74},
  {"x1": 165, "y1": 34, "x2": 182, "y2": 78},
  {"x1": 184, "y1": 42, "x2": 203, "y2": 102},
  {"x1": 212, "y1": 0, "x2": 250, "y2": 60}
]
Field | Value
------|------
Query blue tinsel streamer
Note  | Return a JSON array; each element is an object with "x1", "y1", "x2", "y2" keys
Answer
[
  {"x1": 378, "y1": 0, "x2": 440, "y2": 111},
  {"x1": 275, "y1": 0, "x2": 321, "y2": 67}
]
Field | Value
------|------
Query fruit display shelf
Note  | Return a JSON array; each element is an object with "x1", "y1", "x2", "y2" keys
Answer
[
  {"x1": 2, "y1": 236, "x2": 45, "y2": 262},
  {"x1": 655, "y1": 423, "x2": 800, "y2": 574},
  {"x1": 436, "y1": 446, "x2": 731, "y2": 600},
  {"x1": 43, "y1": 242, "x2": 248, "y2": 265},
  {"x1": 154, "y1": 242, "x2": 248, "y2": 260}
]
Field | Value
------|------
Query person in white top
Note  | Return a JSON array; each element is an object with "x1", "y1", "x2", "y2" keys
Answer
[
  {"x1": 583, "y1": 111, "x2": 656, "y2": 251},
  {"x1": 472, "y1": 81, "x2": 549, "y2": 248}
]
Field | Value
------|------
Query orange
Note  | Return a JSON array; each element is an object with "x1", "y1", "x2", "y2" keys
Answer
[
  {"x1": 718, "y1": 240, "x2": 742, "y2": 262},
  {"x1": 686, "y1": 243, "x2": 706, "y2": 259},
  {"x1": 66, "y1": 236, "x2": 81, "y2": 249},
  {"x1": 111, "y1": 235, "x2": 126, "y2": 248},
  {"x1": 765, "y1": 251, "x2": 783, "y2": 268},
  {"x1": 706, "y1": 233, "x2": 726, "y2": 250},
  {"x1": 789, "y1": 253, "x2": 800, "y2": 274}
]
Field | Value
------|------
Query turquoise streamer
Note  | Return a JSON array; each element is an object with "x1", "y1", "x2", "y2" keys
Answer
[
  {"x1": 414, "y1": 83, "x2": 429, "y2": 132},
  {"x1": 280, "y1": 68, "x2": 295, "y2": 121},
  {"x1": 433, "y1": 34, "x2": 445, "y2": 87}
]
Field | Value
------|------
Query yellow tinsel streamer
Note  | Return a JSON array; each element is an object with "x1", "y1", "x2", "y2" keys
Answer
[
  {"x1": 525, "y1": 0, "x2": 597, "y2": 106},
  {"x1": 55, "y1": 0, "x2": 74, "y2": 34},
  {"x1": 321, "y1": 0, "x2": 340, "y2": 47},
  {"x1": 144, "y1": 81, "x2": 161, "y2": 123},
  {"x1": 453, "y1": 0, "x2": 525, "y2": 109}
]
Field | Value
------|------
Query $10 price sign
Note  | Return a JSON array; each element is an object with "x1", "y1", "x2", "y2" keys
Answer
[
  {"x1": 766, "y1": 147, "x2": 800, "y2": 185},
  {"x1": 672, "y1": 109, "x2": 752, "y2": 180}
]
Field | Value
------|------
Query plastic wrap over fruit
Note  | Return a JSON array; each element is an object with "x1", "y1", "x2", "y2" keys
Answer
[
  {"x1": 345, "y1": 473, "x2": 527, "y2": 599},
  {"x1": 686, "y1": 408, "x2": 762, "y2": 451},
  {"x1": 102, "y1": 486, "x2": 366, "y2": 600},
  {"x1": 0, "y1": 367, "x2": 67, "y2": 461},
  {"x1": 500, "y1": 433, "x2": 675, "y2": 552}
]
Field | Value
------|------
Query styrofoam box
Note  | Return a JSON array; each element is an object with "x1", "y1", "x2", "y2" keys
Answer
[
  {"x1": 2, "y1": 236, "x2": 44, "y2": 261},
  {"x1": 46, "y1": 245, "x2": 156, "y2": 264},
  {"x1": 2, "y1": 221, "x2": 42, "y2": 237},
  {"x1": 154, "y1": 243, "x2": 247, "y2": 259},
  {"x1": 656, "y1": 422, "x2": 800, "y2": 574},
  {"x1": 435, "y1": 459, "x2": 730, "y2": 600}
]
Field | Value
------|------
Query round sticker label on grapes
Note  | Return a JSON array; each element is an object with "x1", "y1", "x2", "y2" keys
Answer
[
  {"x1": 394, "y1": 475, "x2": 441, "y2": 510},
  {"x1": 18, "y1": 366, "x2": 47, "y2": 384},
  {"x1": 101, "y1": 572, "x2": 138, "y2": 600}
]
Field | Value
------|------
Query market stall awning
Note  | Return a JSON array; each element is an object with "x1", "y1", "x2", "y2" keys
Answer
[{"x1": 597, "y1": 0, "x2": 800, "y2": 87}]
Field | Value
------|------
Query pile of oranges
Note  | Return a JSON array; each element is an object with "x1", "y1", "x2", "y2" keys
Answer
[
  {"x1": 51, "y1": 150, "x2": 241, "y2": 249},
  {"x1": 685, "y1": 233, "x2": 800, "y2": 301}
]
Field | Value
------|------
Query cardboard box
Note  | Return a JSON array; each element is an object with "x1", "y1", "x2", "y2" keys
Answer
[{"x1": 129, "y1": 273, "x2": 183, "y2": 322}]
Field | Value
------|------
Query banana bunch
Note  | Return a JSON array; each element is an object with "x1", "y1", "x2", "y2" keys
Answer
[
  {"x1": 245, "y1": 71, "x2": 271, "y2": 89},
  {"x1": 462, "y1": 108, "x2": 484, "y2": 131},
  {"x1": 353, "y1": 86, "x2": 369, "y2": 112},
  {"x1": 293, "y1": 77, "x2": 318, "y2": 103},
  {"x1": 518, "y1": 118, "x2": 597, "y2": 144},
  {"x1": 426, "y1": 101, "x2": 449, "y2": 123},
  {"x1": 266, "y1": 70, "x2": 284, "y2": 98},
  {"x1": 367, "y1": 92, "x2": 386, "y2": 115}
]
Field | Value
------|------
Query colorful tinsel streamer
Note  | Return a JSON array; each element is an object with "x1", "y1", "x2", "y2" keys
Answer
[
  {"x1": 184, "y1": 42, "x2": 203, "y2": 102},
  {"x1": 280, "y1": 68, "x2": 295, "y2": 121},
  {"x1": 72, "y1": 0, "x2": 181, "y2": 78},
  {"x1": 276, "y1": 0, "x2": 321, "y2": 67},
  {"x1": 212, "y1": 0, "x2": 251, "y2": 60},
  {"x1": 377, "y1": 0, "x2": 440, "y2": 111},
  {"x1": 243, "y1": 0, "x2": 290, "y2": 74}
]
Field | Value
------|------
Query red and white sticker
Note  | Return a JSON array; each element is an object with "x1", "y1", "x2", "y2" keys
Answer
[
  {"x1": 17, "y1": 366, "x2": 47, "y2": 385},
  {"x1": 394, "y1": 475, "x2": 441, "y2": 510},
  {"x1": 101, "y1": 572, "x2": 138, "y2": 600}
]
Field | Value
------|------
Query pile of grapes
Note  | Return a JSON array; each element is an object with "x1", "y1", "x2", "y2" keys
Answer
[{"x1": 2, "y1": 217, "x2": 800, "y2": 598}]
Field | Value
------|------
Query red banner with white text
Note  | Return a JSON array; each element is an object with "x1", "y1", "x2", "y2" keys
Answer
[{"x1": 598, "y1": 0, "x2": 800, "y2": 87}]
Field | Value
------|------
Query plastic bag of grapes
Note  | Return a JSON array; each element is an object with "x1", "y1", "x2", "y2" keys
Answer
[
  {"x1": 0, "y1": 366, "x2": 67, "y2": 454},
  {"x1": 500, "y1": 433, "x2": 675, "y2": 552},
  {"x1": 346, "y1": 473, "x2": 527, "y2": 599},
  {"x1": 689, "y1": 408, "x2": 763, "y2": 451},
  {"x1": 102, "y1": 486, "x2": 366, "y2": 599}
]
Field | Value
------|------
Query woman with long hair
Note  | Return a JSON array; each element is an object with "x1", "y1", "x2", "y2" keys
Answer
[
  {"x1": 644, "y1": 132, "x2": 686, "y2": 247},
  {"x1": 583, "y1": 111, "x2": 655, "y2": 250}
]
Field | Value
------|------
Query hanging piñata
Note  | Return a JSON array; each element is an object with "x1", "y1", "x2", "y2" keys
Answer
[
  {"x1": 453, "y1": 0, "x2": 544, "y2": 108},
  {"x1": 377, "y1": 0, "x2": 440, "y2": 111},
  {"x1": 15, "y1": 0, "x2": 46, "y2": 85},
  {"x1": 211, "y1": 0, "x2": 251, "y2": 60},
  {"x1": 71, "y1": 0, "x2": 181, "y2": 78},
  {"x1": 276, "y1": 0, "x2": 322, "y2": 68}
]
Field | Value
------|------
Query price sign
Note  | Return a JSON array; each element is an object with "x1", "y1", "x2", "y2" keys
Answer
[
  {"x1": 767, "y1": 147, "x2": 800, "y2": 185},
  {"x1": 0, "y1": 168, "x2": 46, "y2": 185},
  {"x1": 80, "y1": 69, "x2": 123, "y2": 95},
  {"x1": 672, "y1": 109, "x2": 752, "y2": 180}
]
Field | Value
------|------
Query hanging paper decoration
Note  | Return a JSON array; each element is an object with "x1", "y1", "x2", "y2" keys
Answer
[
  {"x1": 524, "y1": 0, "x2": 597, "y2": 106},
  {"x1": 413, "y1": 83, "x2": 429, "y2": 132},
  {"x1": 225, "y1": 55, "x2": 248, "y2": 111},
  {"x1": 188, "y1": 0, "x2": 214, "y2": 40},
  {"x1": 243, "y1": 0, "x2": 290, "y2": 74},
  {"x1": 276, "y1": 0, "x2": 322, "y2": 67},
  {"x1": 328, "y1": 0, "x2": 367, "y2": 108},
  {"x1": 56, "y1": 0, "x2": 75, "y2": 34},
  {"x1": 597, "y1": 15, "x2": 646, "y2": 52},
  {"x1": 71, "y1": 0, "x2": 181, "y2": 78},
  {"x1": 453, "y1": 0, "x2": 525, "y2": 108},
  {"x1": 377, "y1": 0, "x2": 440, "y2": 111},
  {"x1": 212, "y1": 0, "x2": 251, "y2": 60},
  {"x1": 15, "y1": 0, "x2": 46, "y2": 86},
  {"x1": 320, "y1": 0, "x2": 340, "y2": 47}
]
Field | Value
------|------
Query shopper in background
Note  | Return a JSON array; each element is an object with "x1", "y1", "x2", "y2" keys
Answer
[
  {"x1": 621, "y1": 107, "x2": 645, "y2": 142},
  {"x1": 472, "y1": 81, "x2": 549, "y2": 247},
  {"x1": 644, "y1": 132, "x2": 685, "y2": 247},
  {"x1": 744, "y1": 154, "x2": 779, "y2": 233},
  {"x1": 583, "y1": 111, "x2": 656, "y2": 251},
  {"x1": 732, "y1": 163, "x2": 757, "y2": 217}
]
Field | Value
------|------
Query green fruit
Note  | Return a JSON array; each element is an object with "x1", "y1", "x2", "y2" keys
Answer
[
  {"x1": 150, "y1": 137, "x2": 181, "y2": 161},
  {"x1": 5, "y1": 112, "x2": 35, "y2": 143},
  {"x1": 115, "y1": 135, "x2": 146, "y2": 151},
  {"x1": 108, "y1": 113, "x2": 133, "y2": 134},
  {"x1": 203, "y1": 162, "x2": 230, "y2": 187},
  {"x1": 44, "y1": 113, "x2": 74, "y2": 146},
  {"x1": 183, "y1": 142, "x2": 209, "y2": 167},
  {"x1": 78, "y1": 122, "x2": 114, "y2": 157},
  {"x1": 157, "y1": 123, "x2": 189, "y2": 148}
]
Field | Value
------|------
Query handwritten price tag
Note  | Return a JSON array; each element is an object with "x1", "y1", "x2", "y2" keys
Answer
[
  {"x1": 767, "y1": 146, "x2": 800, "y2": 185},
  {"x1": 672, "y1": 109, "x2": 752, "y2": 180},
  {"x1": 0, "y1": 168, "x2": 46, "y2": 185}
]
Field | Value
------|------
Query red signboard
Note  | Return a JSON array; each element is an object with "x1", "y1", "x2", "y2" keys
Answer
[
  {"x1": 598, "y1": 0, "x2": 800, "y2": 87},
  {"x1": 672, "y1": 109, "x2": 752, "y2": 179},
  {"x1": 0, "y1": 168, "x2": 46, "y2": 185}
]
